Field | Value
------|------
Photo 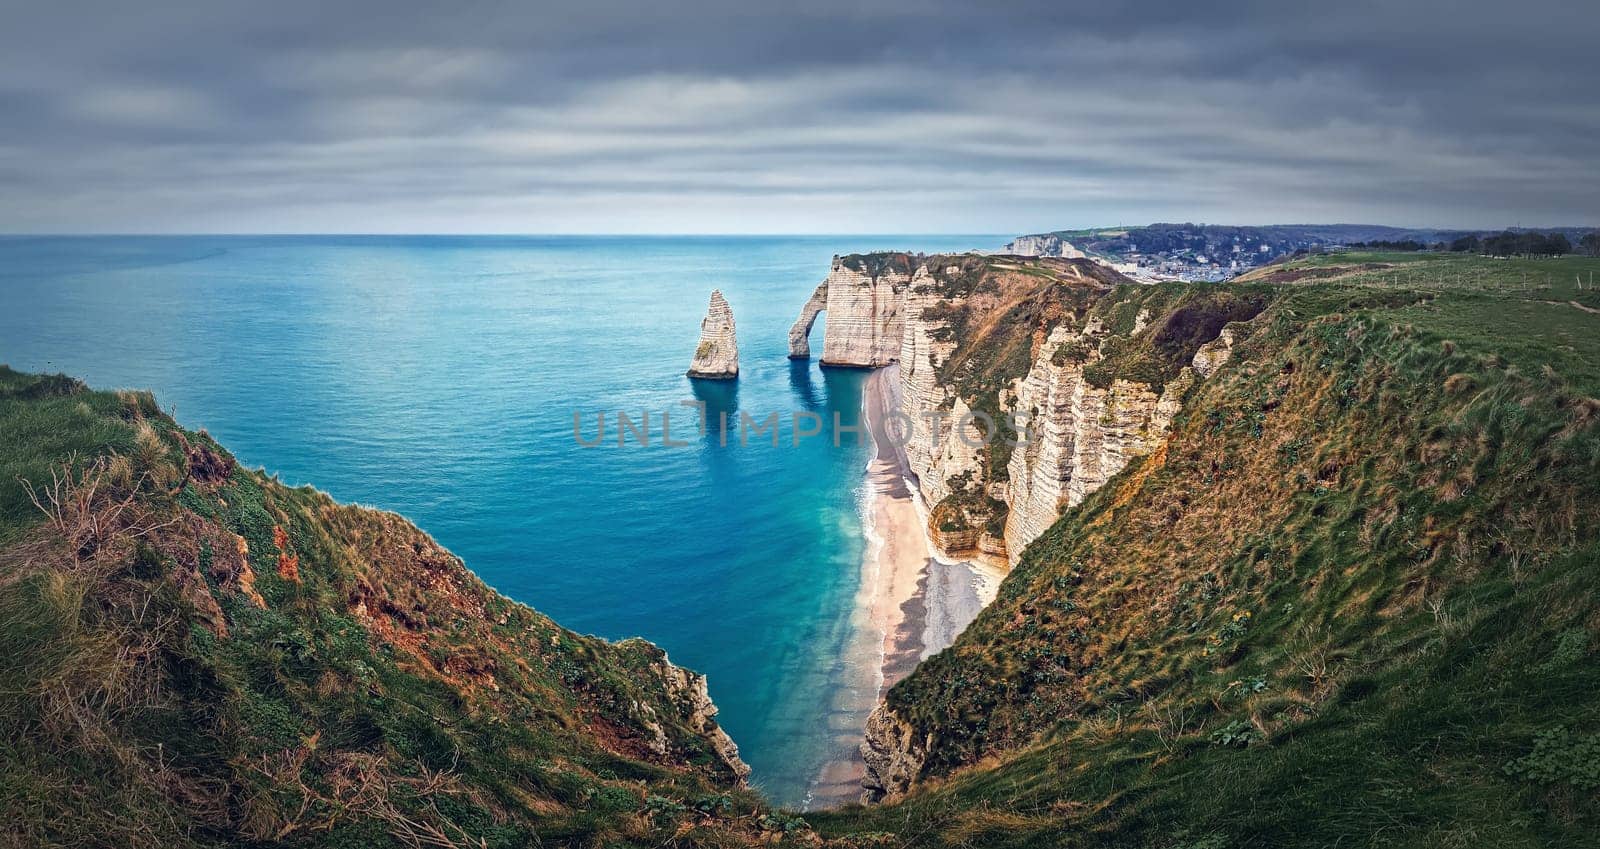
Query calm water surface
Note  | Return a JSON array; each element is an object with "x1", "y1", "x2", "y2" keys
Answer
[{"x1": 0, "y1": 234, "x2": 998, "y2": 805}]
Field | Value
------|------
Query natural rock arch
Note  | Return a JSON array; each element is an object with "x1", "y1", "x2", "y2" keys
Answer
[{"x1": 787, "y1": 280, "x2": 828, "y2": 359}]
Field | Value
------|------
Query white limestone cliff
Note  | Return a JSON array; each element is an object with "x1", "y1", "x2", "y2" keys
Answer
[
  {"x1": 1001, "y1": 324, "x2": 1194, "y2": 566},
  {"x1": 898, "y1": 266, "x2": 985, "y2": 512},
  {"x1": 687, "y1": 289, "x2": 739, "y2": 379},
  {"x1": 787, "y1": 280, "x2": 829, "y2": 359},
  {"x1": 788, "y1": 253, "x2": 1246, "y2": 572},
  {"x1": 786, "y1": 256, "x2": 913, "y2": 366},
  {"x1": 1003, "y1": 233, "x2": 1085, "y2": 258}
]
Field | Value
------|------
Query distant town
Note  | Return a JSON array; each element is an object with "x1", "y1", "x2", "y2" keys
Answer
[{"x1": 1002, "y1": 223, "x2": 1598, "y2": 282}]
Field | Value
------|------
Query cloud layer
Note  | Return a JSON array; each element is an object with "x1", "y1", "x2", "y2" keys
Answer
[{"x1": 2, "y1": 0, "x2": 1595, "y2": 233}]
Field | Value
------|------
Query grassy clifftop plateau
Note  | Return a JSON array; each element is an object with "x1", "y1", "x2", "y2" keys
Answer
[
  {"x1": 815, "y1": 252, "x2": 1600, "y2": 847},
  {"x1": 0, "y1": 367, "x2": 787, "y2": 849}
]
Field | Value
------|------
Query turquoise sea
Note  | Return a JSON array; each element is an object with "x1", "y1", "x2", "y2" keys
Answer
[{"x1": 0, "y1": 234, "x2": 997, "y2": 806}]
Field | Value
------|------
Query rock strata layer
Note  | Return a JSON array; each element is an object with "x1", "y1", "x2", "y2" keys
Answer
[
  {"x1": 1001, "y1": 322, "x2": 1193, "y2": 565},
  {"x1": 688, "y1": 289, "x2": 739, "y2": 379}
]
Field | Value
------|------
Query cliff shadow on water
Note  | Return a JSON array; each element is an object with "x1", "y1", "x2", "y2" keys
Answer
[
  {"x1": 818, "y1": 367, "x2": 869, "y2": 442},
  {"x1": 788, "y1": 358, "x2": 824, "y2": 412},
  {"x1": 688, "y1": 374, "x2": 740, "y2": 448}
]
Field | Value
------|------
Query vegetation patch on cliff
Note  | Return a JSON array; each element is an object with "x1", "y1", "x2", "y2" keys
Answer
[
  {"x1": 1081, "y1": 283, "x2": 1269, "y2": 392},
  {"x1": 838, "y1": 252, "x2": 919, "y2": 280}
]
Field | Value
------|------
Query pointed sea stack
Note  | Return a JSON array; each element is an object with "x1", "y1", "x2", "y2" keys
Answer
[{"x1": 687, "y1": 289, "x2": 739, "y2": 379}]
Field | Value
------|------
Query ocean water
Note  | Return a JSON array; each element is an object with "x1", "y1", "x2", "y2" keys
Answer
[{"x1": 0, "y1": 234, "x2": 997, "y2": 806}]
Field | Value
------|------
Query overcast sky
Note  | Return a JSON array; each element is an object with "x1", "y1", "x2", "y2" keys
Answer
[{"x1": 1, "y1": 0, "x2": 1595, "y2": 234}]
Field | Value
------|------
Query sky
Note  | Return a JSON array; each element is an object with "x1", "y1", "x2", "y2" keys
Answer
[{"x1": 1, "y1": 0, "x2": 1596, "y2": 234}]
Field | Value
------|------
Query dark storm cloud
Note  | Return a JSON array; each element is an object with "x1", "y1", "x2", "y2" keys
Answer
[{"x1": 1, "y1": 0, "x2": 1594, "y2": 232}]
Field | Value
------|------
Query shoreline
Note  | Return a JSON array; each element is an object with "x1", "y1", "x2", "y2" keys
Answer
[{"x1": 804, "y1": 364, "x2": 1002, "y2": 809}]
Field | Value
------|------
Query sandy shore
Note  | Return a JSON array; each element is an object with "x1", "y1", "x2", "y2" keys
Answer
[{"x1": 805, "y1": 364, "x2": 1002, "y2": 809}]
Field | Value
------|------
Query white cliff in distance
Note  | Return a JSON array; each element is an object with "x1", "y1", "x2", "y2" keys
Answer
[{"x1": 1002, "y1": 233, "x2": 1086, "y2": 258}]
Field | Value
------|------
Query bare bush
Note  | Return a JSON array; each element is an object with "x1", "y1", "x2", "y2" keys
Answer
[
  {"x1": 17, "y1": 453, "x2": 176, "y2": 567},
  {"x1": 1142, "y1": 700, "x2": 1196, "y2": 754}
]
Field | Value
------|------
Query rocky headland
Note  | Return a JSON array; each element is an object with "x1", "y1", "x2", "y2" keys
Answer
[
  {"x1": 787, "y1": 251, "x2": 1266, "y2": 802},
  {"x1": 788, "y1": 252, "x2": 1261, "y2": 573},
  {"x1": 787, "y1": 254, "x2": 916, "y2": 366}
]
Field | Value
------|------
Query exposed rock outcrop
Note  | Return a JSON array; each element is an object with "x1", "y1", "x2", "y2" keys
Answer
[
  {"x1": 688, "y1": 289, "x2": 739, "y2": 379},
  {"x1": 1003, "y1": 233, "x2": 1085, "y2": 258},
  {"x1": 1002, "y1": 324, "x2": 1192, "y2": 565},
  {"x1": 787, "y1": 255, "x2": 915, "y2": 366},
  {"x1": 787, "y1": 280, "x2": 829, "y2": 359},
  {"x1": 647, "y1": 654, "x2": 752, "y2": 782},
  {"x1": 1191, "y1": 320, "x2": 1246, "y2": 377},
  {"x1": 860, "y1": 704, "x2": 926, "y2": 803}
]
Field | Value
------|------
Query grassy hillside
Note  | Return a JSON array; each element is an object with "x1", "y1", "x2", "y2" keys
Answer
[
  {"x1": 0, "y1": 367, "x2": 790, "y2": 849},
  {"x1": 813, "y1": 253, "x2": 1600, "y2": 847}
]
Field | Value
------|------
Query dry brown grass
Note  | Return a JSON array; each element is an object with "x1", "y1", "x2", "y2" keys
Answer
[{"x1": 14, "y1": 453, "x2": 176, "y2": 574}]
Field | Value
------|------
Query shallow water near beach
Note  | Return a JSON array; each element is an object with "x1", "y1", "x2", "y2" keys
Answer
[{"x1": 0, "y1": 234, "x2": 997, "y2": 806}]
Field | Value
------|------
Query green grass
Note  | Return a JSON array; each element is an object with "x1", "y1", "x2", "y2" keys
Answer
[
  {"x1": 0, "y1": 372, "x2": 777, "y2": 848},
  {"x1": 0, "y1": 366, "x2": 151, "y2": 545},
  {"x1": 812, "y1": 252, "x2": 1600, "y2": 847}
]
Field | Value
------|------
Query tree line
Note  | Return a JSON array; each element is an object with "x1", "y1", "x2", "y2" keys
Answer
[
  {"x1": 1448, "y1": 230, "x2": 1597, "y2": 257},
  {"x1": 1349, "y1": 239, "x2": 1429, "y2": 251}
]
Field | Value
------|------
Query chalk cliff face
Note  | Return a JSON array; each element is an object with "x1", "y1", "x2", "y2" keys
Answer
[
  {"x1": 688, "y1": 289, "x2": 739, "y2": 379},
  {"x1": 898, "y1": 266, "x2": 978, "y2": 506},
  {"x1": 892, "y1": 257, "x2": 1131, "y2": 566},
  {"x1": 1002, "y1": 323, "x2": 1196, "y2": 565},
  {"x1": 862, "y1": 284, "x2": 1265, "y2": 801},
  {"x1": 904, "y1": 272, "x2": 1263, "y2": 568},
  {"x1": 1002, "y1": 233, "x2": 1085, "y2": 258},
  {"x1": 896, "y1": 265, "x2": 998, "y2": 560},
  {"x1": 787, "y1": 253, "x2": 1256, "y2": 575},
  {"x1": 787, "y1": 254, "x2": 916, "y2": 366}
]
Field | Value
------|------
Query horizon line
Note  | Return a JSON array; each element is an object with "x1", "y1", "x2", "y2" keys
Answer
[{"x1": 1, "y1": 223, "x2": 1596, "y2": 240}]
